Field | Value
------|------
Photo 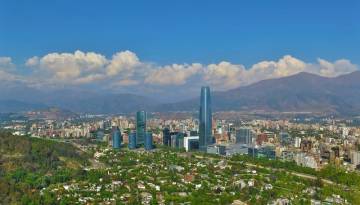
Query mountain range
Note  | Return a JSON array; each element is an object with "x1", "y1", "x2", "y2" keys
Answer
[
  {"x1": 1, "y1": 71, "x2": 360, "y2": 115},
  {"x1": 0, "y1": 87, "x2": 158, "y2": 114},
  {"x1": 160, "y1": 71, "x2": 360, "y2": 115}
]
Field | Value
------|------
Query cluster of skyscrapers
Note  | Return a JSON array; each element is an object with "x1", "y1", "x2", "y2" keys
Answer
[
  {"x1": 111, "y1": 86, "x2": 216, "y2": 153},
  {"x1": 111, "y1": 110, "x2": 153, "y2": 151},
  {"x1": 161, "y1": 86, "x2": 217, "y2": 153}
]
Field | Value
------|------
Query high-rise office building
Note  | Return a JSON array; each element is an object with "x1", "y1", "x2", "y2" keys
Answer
[
  {"x1": 163, "y1": 127, "x2": 171, "y2": 146},
  {"x1": 280, "y1": 132, "x2": 291, "y2": 146},
  {"x1": 96, "y1": 129, "x2": 105, "y2": 141},
  {"x1": 136, "y1": 111, "x2": 147, "y2": 145},
  {"x1": 145, "y1": 132, "x2": 153, "y2": 150},
  {"x1": 199, "y1": 86, "x2": 213, "y2": 151},
  {"x1": 184, "y1": 136, "x2": 199, "y2": 151},
  {"x1": 128, "y1": 131, "x2": 137, "y2": 149},
  {"x1": 294, "y1": 137, "x2": 302, "y2": 148},
  {"x1": 112, "y1": 126, "x2": 121, "y2": 149},
  {"x1": 235, "y1": 127, "x2": 253, "y2": 145},
  {"x1": 176, "y1": 132, "x2": 185, "y2": 149},
  {"x1": 170, "y1": 132, "x2": 178, "y2": 148}
]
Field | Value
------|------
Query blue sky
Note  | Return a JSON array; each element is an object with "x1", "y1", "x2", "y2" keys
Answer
[
  {"x1": 1, "y1": 0, "x2": 359, "y2": 65},
  {"x1": 0, "y1": 0, "x2": 359, "y2": 99}
]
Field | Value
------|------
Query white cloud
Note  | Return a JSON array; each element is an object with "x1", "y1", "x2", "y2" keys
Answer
[
  {"x1": 20, "y1": 51, "x2": 359, "y2": 91},
  {"x1": 39, "y1": 50, "x2": 107, "y2": 80},
  {"x1": 202, "y1": 55, "x2": 358, "y2": 90},
  {"x1": 115, "y1": 79, "x2": 139, "y2": 86},
  {"x1": 73, "y1": 74, "x2": 106, "y2": 84},
  {"x1": 317, "y1": 58, "x2": 357, "y2": 77},
  {"x1": 244, "y1": 55, "x2": 308, "y2": 85},
  {"x1": 0, "y1": 57, "x2": 15, "y2": 71},
  {"x1": 145, "y1": 63, "x2": 203, "y2": 85},
  {"x1": 0, "y1": 57, "x2": 25, "y2": 82},
  {"x1": 0, "y1": 57, "x2": 12, "y2": 66},
  {"x1": 106, "y1": 51, "x2": 140, "y2": 76},
  {"x1": 26, "y1": 50, "x2": 144, "y2": 85},
  {"x1": 25, "y1": 56, "x2": 40, "y2": 67},
  {"x1": 0, "y1": 70, "x2": 16, "y2": 81},
  {"x1": 204, "y1": 62, "x2": 245, "y2": 89}
]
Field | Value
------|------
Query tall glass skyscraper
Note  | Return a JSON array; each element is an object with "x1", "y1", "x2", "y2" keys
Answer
[
  {"x1": 145, "y1": 132, "x2": 153, "y2": 150},
  {"x1": 136, "y1": 111, "x2": 147, "y2": 145},
  {"x1": 163, "y1": 127, "x2": 171, "y2": 146},
  {"x1": 128, "y1": 131, "x2": 137, "y2": 149},
  {"x1": 199, "y1": 86, "x2": 213, "y2": 151},
  {"x1": 112, "y1": 126, "x2": 121, "y2": 149},
  {"x1": 235, "y1": 127, "x2": 253, "y2": 145}
]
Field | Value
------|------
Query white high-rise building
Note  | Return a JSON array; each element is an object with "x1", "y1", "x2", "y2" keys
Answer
[
  {"x1": 294, "y1": 137, "x2": 301, "y2": 148},
  {"x1": 351, "y1": 151, "x2": 360, "y2": 166}
]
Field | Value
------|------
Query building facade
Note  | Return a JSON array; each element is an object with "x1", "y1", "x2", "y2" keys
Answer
[
  {"x1": 199, "y1": 86, "x2": 213, "y2": 151},
  {"x1": 145, "y1": 132, "x2": 153, "y2": 150},
  {"x1": 184, "y1": 136, "x2": 199, "y2": 151},
  {"x1": 207, "y1": 145, "x2": 226, "y2": 155},
  {"x1": 136, "y1": 111, "x2": 147, "y2": 145},
  {"x1": 280, "y1": 132, "x2": 291, "y2": 146},
  {"x1": 112, "y1": 126, "x2": 121, "y2": 149},
  {"x1": 235, "y1": 127, "x2": 253, "y2": 145},
  {"x1": 163, "y1": 127, "x2": 171, "y2": 146},
  {"x1": 128, "y1": 131, "x2": 137, "y2": 149}
]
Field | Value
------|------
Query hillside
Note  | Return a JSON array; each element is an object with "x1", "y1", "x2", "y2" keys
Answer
[
  {"x1": 0, "y1": 132, "x2": 89, "y2": 204},
  {"x1": 0, "y1": 85, "x2": 159, "y2": 114},
  {"x1": 1, "y1": 71, "x2": 360, "y2": 115}
]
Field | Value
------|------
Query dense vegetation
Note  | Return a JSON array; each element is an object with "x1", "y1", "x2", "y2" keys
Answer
[
  {"x1": 230, "y1": 154, "x2": 360, "y2": 189},
  {"x1": 1, "y1": 132, "x2": 360, "y2": 204},
  {"x1": 0, "y1": 131, "x2": 89, "y2": 204}
]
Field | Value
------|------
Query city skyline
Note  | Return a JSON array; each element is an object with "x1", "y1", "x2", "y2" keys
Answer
[{"x1": 2, "y1": 1, "x2": 360, "y2": 204}]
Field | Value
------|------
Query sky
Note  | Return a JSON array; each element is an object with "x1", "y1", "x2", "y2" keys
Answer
[{"x1": 0, "y1": 0, "x2": 359, "y2": 100}]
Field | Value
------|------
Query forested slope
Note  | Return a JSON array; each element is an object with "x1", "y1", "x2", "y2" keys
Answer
[{"x1": 0, "y1": 132, "x2": 89, "y2": 204}]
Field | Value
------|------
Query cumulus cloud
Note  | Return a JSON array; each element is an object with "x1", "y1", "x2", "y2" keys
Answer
[
  {"x1": 106, "y1": 51, "x2": 140, "y2": 76},
  {"x1": 115, "y1": 79, "x2": 139, "y2": 86},
  {"x1": 0, "y1": 57, "x2": 12, "y2": 65},
  {"x1": 26, "y1": 50, "x2": 108, "y2": 84},
  {"x1": 0, "y1": 57, "x2": 25, "y2": 82},
  {"x1": 0, "y1": 57, "x2": 15, "y2": 70},
  {"x1": 26, "y1": 50, "x2": 144, "y2": 85},
  {"x1": 145, "y1": 63, "x2": 203, "y2": 85},
  {"x1": 19, "y1": 51, "x2": 359, "y2": 91},
  {"x1": 317, "y1": 58, "x2": 357, "y2": 77},
  {"x1": 204, "y1": 62, "x2": 245, "y2": 89},
  {"x1": 143, "y1": 55, "x2": 334, "y2": 90},
  {"x1": 25, "y1": 56, "x2": 40, "y2": 67},
  {"x1": 202, "y1": 55, "x2": 358, "y2": 90},
  {"x1": 0, "y1": 69, "x2": 17, "y2": 81},
  {"x1": 242, "y1": 55, "x2": 309, "y2": 86}
]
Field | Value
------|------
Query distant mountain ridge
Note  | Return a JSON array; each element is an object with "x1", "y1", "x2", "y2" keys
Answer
[
  {"x1": 158, "y1": 71, "x2": 360, "y2": 115},
  {"x1": 0, "y1": 86, "x2": 158, "y2": 114},
  {"x1": 0, "y1": 100, "x2": 48, "y2": 113},
  {"x1": 1, "y1": 71, "x2": 360, "y2": 115}
]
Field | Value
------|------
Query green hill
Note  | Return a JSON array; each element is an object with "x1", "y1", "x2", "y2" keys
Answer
[{"x1": 0, "y1": 131, "x2": 90, "y2": 204}]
